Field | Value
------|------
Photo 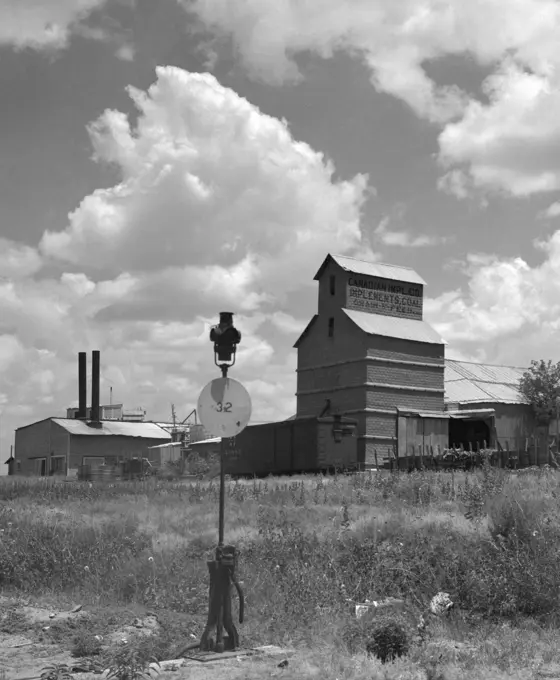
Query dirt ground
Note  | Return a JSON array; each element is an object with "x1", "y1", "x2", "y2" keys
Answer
[{"x1": 0, "y1": 597, "x2": 295, "y2": 680}]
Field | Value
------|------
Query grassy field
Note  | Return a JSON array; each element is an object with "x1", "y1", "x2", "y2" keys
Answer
[{"x1": 2, "y1": 463, "x2": 560, "y2": 679}]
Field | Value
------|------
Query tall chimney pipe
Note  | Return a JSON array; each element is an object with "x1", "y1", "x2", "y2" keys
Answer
[
  {"x1": 78, "y1": 352, "x2": 87, "y2": 419},
  {"x1": 91, "y1": 350, "x2": 100, "y2": 423}
]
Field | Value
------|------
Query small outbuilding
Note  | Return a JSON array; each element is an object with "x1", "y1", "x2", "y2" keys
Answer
[
  {"x1": 147, "y1": 441, "x2": 186, "y2": 471},
  {"x1": 444, "y1": 359, "x2": 548, "y2": 450},
  {"x1": 4, "y1": 455, "x2": 16, "y2": 476},
  {"x1": 188, "y1": 437, "x2": 222, "y2": 458}
]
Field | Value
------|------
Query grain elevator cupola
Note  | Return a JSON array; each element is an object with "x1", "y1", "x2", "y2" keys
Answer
[{"x1": 294, "y1": 253, "x2": 447, "y2": 469}]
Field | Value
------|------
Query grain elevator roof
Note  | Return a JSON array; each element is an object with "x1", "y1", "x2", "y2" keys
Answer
[
  {"x1": 314, "y1": 254, "x2": 426, "y2": 286},
  {"x1": 343, "y1": 308, "x2": 445, "y2": 345}
]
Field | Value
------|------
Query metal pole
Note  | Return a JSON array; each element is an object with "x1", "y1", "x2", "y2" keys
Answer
[
  {"x1": 218, "y1": 437, "x2": 225, "y2": 547},
  {"x1": 218, "y1": 362, "x2": 228, "y2": 548},
  {"x1": 556, "y1": 397, "x2": 560, "y2": 451}
]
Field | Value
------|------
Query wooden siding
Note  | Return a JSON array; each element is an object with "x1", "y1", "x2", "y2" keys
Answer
[
  {"x1": 397, "y1": 415, "x2": 448, "y2": 457},
  {"x1": 455, "y1": 402, "x2": 535, "y2": 449}
]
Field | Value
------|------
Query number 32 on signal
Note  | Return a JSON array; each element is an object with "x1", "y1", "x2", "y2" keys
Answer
[{"x1": 216, "y1": 401, "x2": 232, "y2": 413}]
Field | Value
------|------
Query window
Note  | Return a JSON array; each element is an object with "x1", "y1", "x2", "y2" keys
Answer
[
  {"x1": 51, "y1": 456, "x2": 66, "y2": 475},
  {"x1": 329, "y1": 275, "x2": 336, "y2": 295},
  {"x1": 83, "y1": 456, "x2": 105, "y2": 468},
  {"x1": 35, "y1": 458, "x2": 47, "y2": 476},
  {"x1": 328, "y1": 317, "x2": 334, "y2": 337}
]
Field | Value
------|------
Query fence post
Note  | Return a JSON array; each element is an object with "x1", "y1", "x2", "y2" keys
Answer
[{"x1": 374, "y1": 448, "x2": 379, "y2": 471}]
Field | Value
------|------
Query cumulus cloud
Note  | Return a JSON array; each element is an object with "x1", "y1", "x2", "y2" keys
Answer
[
  {"x1": 373, "y1": 217, "x2": 450, "y2": 248},
  {"x1": 187, "y1": 0, "x2": 560, "y2": 199},
  {"x1": 0, "y1": 239, "x2": 43, "y2": 279},
  {"x1": 438, "y1": 58, "x2": 560, "y2": 198},
  {"x1": 40, "y1": 67, "x2": 368, "y2": 301},
  {"x1": 425, "y1": 232, "x2": 560, "y2": 365},
  {"x1": 1, "y1": 67, "x2": 369, "y2": 464},
  {"x1": 74, "y1": 10, "x2": 136, "y2": 61},
  {"x1": 539, "y1": 202, "x2": 560, "y2": 219},
  {"x1": 0, "y1": 0, "x2": 108, "y2": 50}
]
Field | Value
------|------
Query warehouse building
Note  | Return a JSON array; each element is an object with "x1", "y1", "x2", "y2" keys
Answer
[
  {"x1": 13, "y1": 350, "x2": 172, "y2": 477},
  {"x1": 14, "y1": 417, "x2": 171, "y2": 477}
]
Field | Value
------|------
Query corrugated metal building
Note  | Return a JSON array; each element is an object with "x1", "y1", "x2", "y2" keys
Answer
[
  {"x1": 295, "y1": 253, "x2": 447, "y2": 468},
  {"x1": 15, "y1": 418, "x2": 171, "y2": 477},
  {"x1": 444, "y1": 359, "x2": 537, "y2": 450},
  {"x1": 188, "y1": 437, "x2": 222, "y2": 458},
  {"x1": 147, "y1": 441, "x2": 185, "y2": 470}
]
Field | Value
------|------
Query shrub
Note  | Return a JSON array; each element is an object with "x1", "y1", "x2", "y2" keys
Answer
[
  {"x1": 366, "y1": 618, "x2": 410, "y2": 663},
  {"x1": 71, "y1": 630, "x2": 103, "y2": 658},
  {"x1": 106, "y1": 646, "x2": 159, "y2": 680},
  {"x1": 342, "y1": 611, "x2": 411, "y2": 662}
]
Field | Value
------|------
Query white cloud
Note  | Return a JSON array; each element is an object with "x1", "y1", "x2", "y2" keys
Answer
[
  {"x1": 270, "y1": 312, "x2": 308, "y2": 335},
  {"x1": 115, "y1": 43, "x2": 135, "y2": 61},
  {"x1": 438, "y1": 58, "x2": 560, "y2": 198},
  {"x1": 437, "y1": 170, "x2": 471, "y2": 201},
  {"x1": 74, "y1": 13, "x2": 136, "y2": 61},
  {"x1": 425, "y1": 232, "x2": 560, "y2": 365},
  {"x1": 40, "y1": 68, "x2": 368, "y2": 295},
  {"x1": 373, "y1": 217, "x2": 450, "y2": 248},
  {"x1": 0, "y1": 239, "x2": 43, "y2": 279},
  {"x1": 187, "y1": 0, "x2": 560, "y2": 199},
  {"x1": 0, "y1": 0, "x2": 108, "y2": 50},
  {"x1": 0, "y1": 67, "x2": 368, "y2": 465},
  {"x1": 539, "y1": 202, "x2": 560, "y2": 219}
]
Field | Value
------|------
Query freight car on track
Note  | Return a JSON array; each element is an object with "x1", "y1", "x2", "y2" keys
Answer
[{"x1": 190, "y1": 414, "x2": 358, "y2": 478}]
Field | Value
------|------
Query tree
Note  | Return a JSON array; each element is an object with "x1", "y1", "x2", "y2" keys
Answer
[{"x1": 519, "y1": 359, "x2": 560, "y2": 425}]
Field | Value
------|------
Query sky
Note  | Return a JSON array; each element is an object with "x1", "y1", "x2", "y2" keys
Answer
[{"x1": 2, "y1": 0, "x2": 560, "y2": 473}]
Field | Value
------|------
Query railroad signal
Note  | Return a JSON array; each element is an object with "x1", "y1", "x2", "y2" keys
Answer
[
  {"x1": 181, "y1": 311, "x2": 250, "y2": 658},
  {"x1": 209, "y1": 311, "x2": 241, "y2": 367}
]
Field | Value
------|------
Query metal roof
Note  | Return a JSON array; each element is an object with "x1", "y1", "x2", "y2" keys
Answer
[
  {"x1": 148, "y1": 441, "x2": 184, "y2": 449},
  {"x1": 190, "y1": 437, "x2": 222, "y2": 445},
  {"x1": 445, "y1": 360, "x2": 525, "y2": 384},
  {"x1": 314, "y1": 254, "x2": 427, "y2": 286},
  {"x1": 444, "y1": 359, "x2": 527, "y2": 405},
  {"x1": 343, "y1": 308, "x2": 445, "y2": 345},
  {"x1": 52, "y1": 419, "x2": 171, "y2": 439}
]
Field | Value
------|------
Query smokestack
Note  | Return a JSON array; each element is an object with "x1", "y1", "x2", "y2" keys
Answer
[
  {"x1": 78, "y1": 352, "x2": 87, "y2": 419},
  {"x1": 91, "y1": 350, "x2": 100, "y2": 423}
]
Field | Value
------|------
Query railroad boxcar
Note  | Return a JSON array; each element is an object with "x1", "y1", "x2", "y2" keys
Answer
[{"x1": 223, "y1": 415, "x2": 358, "y2": 477}]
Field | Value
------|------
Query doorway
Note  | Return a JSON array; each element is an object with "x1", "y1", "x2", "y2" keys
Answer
[{"x1": 449, "y1": 417, "x2": 492, "y2": 450}]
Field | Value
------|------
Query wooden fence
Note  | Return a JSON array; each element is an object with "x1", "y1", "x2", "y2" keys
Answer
[{"x1": 373, "y1": 436, "x2": 560, "y2": 472}]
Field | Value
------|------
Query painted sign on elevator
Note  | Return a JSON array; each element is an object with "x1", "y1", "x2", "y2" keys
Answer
[{"x1": 346, "y1": 275, "x2": 423, "y2": 320}]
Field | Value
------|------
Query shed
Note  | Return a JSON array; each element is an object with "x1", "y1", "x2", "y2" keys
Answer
[
  {"x1": 188, "y1": 437, "x2": 222, "y2": 458},
  {"x1": 4, "y1": 455, "x2": 16, "y2": 476},
  {"x1": 444, "y1": 359, "x2": 536, "y2": 450},
  {"x1": 14, "y1": 417, "x2": 171, "y2": 477},
  {"x1": 147, "y1": 441, "x2": 186, "y2": 470}
]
